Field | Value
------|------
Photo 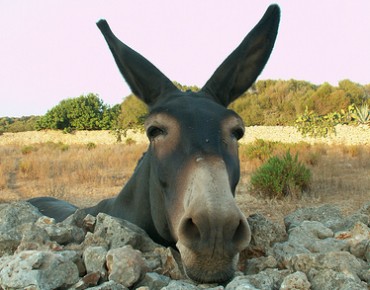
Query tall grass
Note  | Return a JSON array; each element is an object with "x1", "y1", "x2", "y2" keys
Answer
[{"x1": 0, "y1": 143, "x2": 147, "y2": 205}]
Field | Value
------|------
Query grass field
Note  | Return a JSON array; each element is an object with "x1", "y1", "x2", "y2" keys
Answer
[{"x1": 1, "y1": 141, "x2": 369, "y2": 223}]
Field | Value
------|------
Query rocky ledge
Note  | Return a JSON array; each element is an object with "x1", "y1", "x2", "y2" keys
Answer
[{"x1": 0, "y1": 202, "x2": 369, "y2": 290}]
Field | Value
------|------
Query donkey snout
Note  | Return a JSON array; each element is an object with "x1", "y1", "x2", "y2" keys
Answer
[{"x1": 178, "y1": 206, "x2": 251, "y2": 255}]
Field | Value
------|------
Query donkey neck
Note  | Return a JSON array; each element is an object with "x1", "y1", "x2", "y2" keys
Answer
[{"x1": 85, "y1": 151, "x2": 173, "y2": 246}]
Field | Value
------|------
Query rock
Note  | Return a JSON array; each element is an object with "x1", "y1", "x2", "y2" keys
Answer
[
  {"x1": 226, "y1": 269, "x2": 290, "y2": 290},
  {"x1": 106, "y1": 245, "x2": 147, "y2": 288},
  {"x1": 161, "y1": 280, "x2": 199, "y2": 290},
  {"x1": 83, "y1": 246, "x2": 108, "y2": 277},
  {"x1": 280, "y1": 271, "x2": 311, "y2": 290},
  {"x1": 93, "y1": 213, "x2": 160, "y2": 252},
  {"x1": 83, "y1": 213, "x2": 97, "y2": 232},
  {"x1": 284, "y1": 204, "x2": 369, "y2": 233},
  {"x1": 35, "y1": 215, "x2": 85, "y2": 245},
  {"x1": 284, "y1": 204, "x2": 343, "y2": 231},
  {"x1": 0, "y1": 202, "x2": 42, "y2": 255},
  {"x1": 198, "y1": 284, "x2": 224, "y2": 289},
  {"x1": 308, "y1": 268, "x2": 368, "y2": 290},
  {"x1": 289, "y1": 251, "x2": 367, "y2": 281},
  {"x1": 135, "y1": 272, "x2": 171, "y2": 289},
  {"x1": 83, "y1": 231, "x2": 110, "y2": 249},
  {"x1": 272, "y1": 221, "x2": 349, "y2": 265},
  {"x1": 358, "y1": 201, "x2": 370, "y2": 219},
  {"x1": 15, "y1": 223, "x2": 57, "y2": 252},
  {"x1": 335, "y1": 222, "x2": 370, "y2": 259},
  {"x1": 244, "y1": 255, "x2": 278, "y2": 275},
  {"x1": 154, "y1": 247, "x2": 185, "y2": 279},
  {"x1": 0, "y1": 202, "x2": 368, "y2": 289},
  {"x1": 0, "y1": 250, "x2": 79, "y2": 289},
  {"x1": 87, "y1": 280, "x2": 128, "y2": 290},
  {"x1": 72, "y1": 271, "x2": 101, "y2": 289},
  {"x1": 245, "y1": 213, "x2": 287, "y2": 257}
]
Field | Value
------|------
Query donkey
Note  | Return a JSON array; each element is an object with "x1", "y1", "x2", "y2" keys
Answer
[{"x1": 29, "y1": 4, "x2": 280, "y2": 283}]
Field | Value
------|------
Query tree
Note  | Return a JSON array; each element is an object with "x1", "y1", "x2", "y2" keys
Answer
[
  {"x1": 36, "y1": 93, "x2": 117, "y2": 131},
  {"x1": 114, "y1": 94, "x2": 148, "y2": 134}
]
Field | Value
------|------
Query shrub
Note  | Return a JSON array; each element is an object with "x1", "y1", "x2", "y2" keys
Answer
[
  {"x1": 250, "y1": 151, "x2": 311, "y2": 199},
  {"x1": 86, "y1": 142, "x2": 97, "y2": 150},
  {"x1": 36, "y1": 93, "x2": 118, "y2": 131},
  {"x1": 21, "y1": 146, "x2": 36, "y2": 155},
  {"x1": 125, "y1": 138, "x2": 136, "y2": 145}
]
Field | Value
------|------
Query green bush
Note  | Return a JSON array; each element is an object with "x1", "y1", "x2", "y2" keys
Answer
[
  {"x1": 21, "y1": 145, "x2": 36, "y2": 155},
  {"x1": 295, "y1": 106, "x2": 355, "y2": 138},
  {"x1": 250, "y1": 151, "x2": 311, "y2": 199},
  {"x1": 36, "y1": 94, "x2": 118, "y2": 131},
  {"x1": 86, "y1": 142, "x2": 97, "y2": 150}
]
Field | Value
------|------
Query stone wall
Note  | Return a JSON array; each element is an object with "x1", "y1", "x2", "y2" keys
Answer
[
  {"x1": 1, "y1": 125, "x2": 370, "y2": 146},
  {"x1": 0, "y1": 202, "x2": 368, "y2": 289}
]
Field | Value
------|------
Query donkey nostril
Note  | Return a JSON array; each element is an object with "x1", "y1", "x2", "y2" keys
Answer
[
  {"x1": 181, "y1": 217, "x2": 201, "y2": 243},
  {"x1": 232, "y1": 219, "x2": 251, "y2": 251}
]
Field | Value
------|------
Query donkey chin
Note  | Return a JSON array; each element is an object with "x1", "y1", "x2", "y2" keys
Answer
[{"x1": 177, "y1": 242, "x2": 240, "y2": 283}]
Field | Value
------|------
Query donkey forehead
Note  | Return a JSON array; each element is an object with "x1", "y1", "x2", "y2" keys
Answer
[{"x1": 147, "y1": 93, "x2": 243, "y2": 129}]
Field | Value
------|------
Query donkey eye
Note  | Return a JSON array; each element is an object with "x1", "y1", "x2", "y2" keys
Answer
[
  {"x1": 147, "y1": 126, "x2": 166, "y2": 140},
  {"x1": 231, "y1": 127, "x2": 244, "y2": 140}
]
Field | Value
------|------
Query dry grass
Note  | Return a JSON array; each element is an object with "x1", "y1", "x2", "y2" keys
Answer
[
  {"x1": 0, "y1": 141, "x2": 369, "y2": 223},
  {"x1": 237, "y1": 143, "x2": 370, "y2": 222},
  {"x1": 0, "y1": 142, "x2": 147, "y2": 206}
]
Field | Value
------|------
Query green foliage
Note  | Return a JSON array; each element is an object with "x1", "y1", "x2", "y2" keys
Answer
[
  {"x1": 229, "y1": 79, "x2": 369, "y2": 127},
  {"x1": 352, "y1": 103, "x2": 370, "y2": 125},
  {"x1": 2, "y1": 79, "x2": 369, "y2": 134},
  {"x1": 250, "y1": 151, "x2": 311, "y2": 199},
  {"x1": 36, "y1": 94, "x2": 117, "y2": 131},
  {"x1": 0, "y1": 116, "x2": 40, "y2": 133},
  {"x1": 295, "y1": 105, "x2": 356, "y2": 138},
  {"x1": 111, "y1": 95, "x2": 148, "y2": 141},
  {"x1": 86, "y1": 142, "x2": 97, "y2": 150},
  {"x1": 173, "y1": 81, "x2": 200, "y2": 92},
  {"x1": 21, "y1": 145, "x2": 37, "y2": 155},
  {"x1": 125, "y1": 138, "x2": 136, "y2": 145}
]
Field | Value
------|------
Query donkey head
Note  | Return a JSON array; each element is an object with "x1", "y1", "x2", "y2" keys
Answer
[{"x1": 97, "y1": 4, "x2": 280, "y2": 283}]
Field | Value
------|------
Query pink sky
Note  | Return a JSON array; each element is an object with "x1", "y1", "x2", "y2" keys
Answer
[{"x1": 1, "y1": 0, "x2": 369, "y2": 117}]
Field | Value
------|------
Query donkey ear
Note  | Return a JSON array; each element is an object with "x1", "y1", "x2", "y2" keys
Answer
[
  {"x1": 201, "y1": 4, "x2": 280, "y2": 107},
  {"x1": 97, "y1": 20, "x2": 179, "y2": 107}
]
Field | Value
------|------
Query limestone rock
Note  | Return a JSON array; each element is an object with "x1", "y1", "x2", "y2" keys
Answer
[
  {"x1": 280, "y1": 271, "x2": 311, "y2": 290},
  {"x1": 272, "y1": 221, "x2": 349, "y2": 265},
  {"x1": 0, "y1": 250, "x2": 79, "y2": 289},
  {"x1": 226, "y1": 269, "x2": 289, "y2": 290},
  {"x1": 161, "y1": 280, "x2": 199, "y2": 290},
  {"x1": 83, "y1": 246, "x2": 108, "y2": 277},
  {"x1": 87, "y1": 280, "x2": 128, "y2": 290},
  {"x1": 135, "y1": 272, "x2": 171, "y2": 290},
  {"x1": 244, "y1": 255, "x2": 278, "y2": 275},
  {"x1": 289, "y1": 251, "x2": 367, "y2": 281},
  {"x1": 72, "y1": 271, "x2": 101, "y2": 289},
  {"x1": 245, "y1": 213, "x2": 287, "y2": 257},
  {"x1": 308, "y1": 268, "x2": 368, "y2": 290},
  {"x1": 93, "y1": 213, "x2": 160, "y2": 252},
  {"x1": 106, "y1": 245, "x2": 147, "y2": 288},
  {"x1": 0, "y1": 202, "x2": 42, "y2": 255},
  {"x1": 154, "y1": 247, "x2": 185, "y2": 280}
]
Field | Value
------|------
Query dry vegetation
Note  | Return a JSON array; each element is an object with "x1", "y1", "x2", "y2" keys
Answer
[{"x1": 0, "y1": 141, "x2": 369, "y2": 223}]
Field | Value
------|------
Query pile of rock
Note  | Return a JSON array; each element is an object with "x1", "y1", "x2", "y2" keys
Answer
[{"x1": 0, "y1": 202, "x2": 368, "y2": 289}]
